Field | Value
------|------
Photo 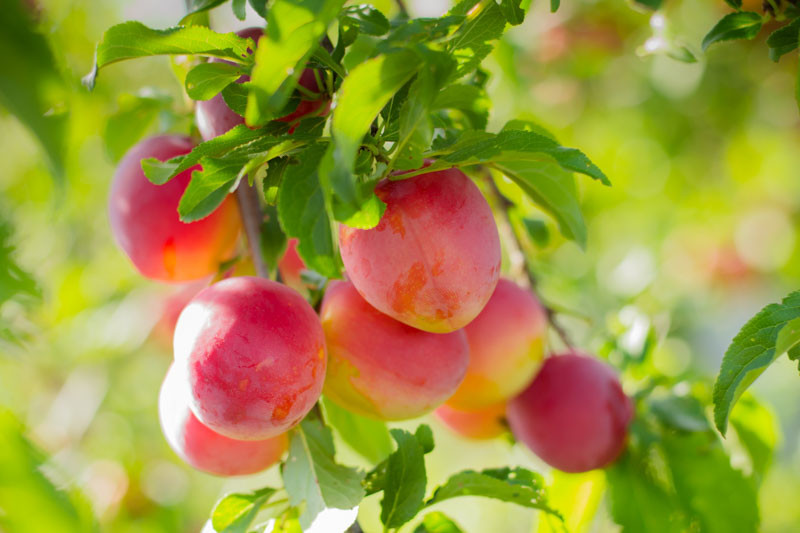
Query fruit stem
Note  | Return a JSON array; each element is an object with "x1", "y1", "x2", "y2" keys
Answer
[
  {"x1": 483, "y1": 169, "x2": 575, "y2": 349},
  {"x1": 236, "y1": 180, "x2": 270, "y2": 278}
]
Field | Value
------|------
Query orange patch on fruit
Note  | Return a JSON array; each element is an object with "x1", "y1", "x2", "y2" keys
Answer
[{"x1": 390, "y1": 261, "x2": 427, "y2": 315}]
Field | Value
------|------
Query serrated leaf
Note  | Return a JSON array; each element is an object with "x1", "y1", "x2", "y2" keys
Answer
[
  {"x1": 364, "y1": 425, "x2": 434, "y2": 497},
  {"x1": 496, "y1": 161, "x2": 587, "y2": 246},
  {"x1": 380, "y1": 429, "x2": 428, "y2": 529},
  {"x1": 702, "y1": 12, "x2": 763, "y2": 52},
  {"x1": 339, "y1": 5, "x2": 390, "y2": 36},
  {"x1": 448, "y1": 1, "x2": 507, "y2": 76},
  {"x1": 414, "y1": 512, "x2": 464, "y2": 533},
  {"x1": 84, "y1": 22, "x2": 252, "y2": 89},
  {"x1": 282, "y1": 410, "x2": 365, "y2": 529},
  {"x1": 232, "y1": 0, "x2": 247, "y2": 20},
  {"x1": 321, "y1": 397, "x2": 393, "y2": 464},
  {"x1": 185, "y1": 62, "x2": 243, "y2": 101},
  {"x1": 425, "y1": 467, "x2": 560, "y2": 518},
  {"x1": 245, "y1": 0, "x2": 343, "y2": 125},
  {"x1": 222, "y1": 82, "x2": 250, "y2": 116},
  {"x1": 499, "y1": 0, "x2": 526, "y2": 25},
  {"x1": 767, "y1": 19, "x2": 800, "y2": 62},
  {"x1": 433, "y1": 128, "x2": 609, "y2": 185},
  {"x1": 606, "y1": 452, "x2": 685, "y2": 533},
  {"x1": 662, "y1": 432, "x2": 759, "y2": 533},
  {"x1": 211, "y1": 488, "x2": 278, "y2": 533},
  {"x1": 277, "y1": 144, "x2": 341, "y2": 278},
  {"x1": 713, "y1": 290, "x2": 800, "y2": 435},
  {"x1": 322, "y1": 49, "x2": 420, "y2": 225},
  {"x1": 0, "y1": 0, "x2": 67, "y2": 180},
  {"x1": 178, "y1": 159, "x2": 241, "y2": 222}
]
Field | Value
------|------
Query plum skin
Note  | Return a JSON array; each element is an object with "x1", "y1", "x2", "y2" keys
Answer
[
  {"x1": 339, "y1": 167, "x2": 501, "y2": 334},
  {"x1": 108, "y1": 135, "x2": 241, "y2": 282},
  {"x1": 434, "y1": 402, "x2": 507, "y2": 440},
  {"x1": 173, "y1": 276, "x2": 326, "y2": 440},
  {"x1": 506, "y1": 352, "x2": 633, "y2": 473},
  {"x1": 159, "y1": 364, "x2": 288, "y2": 476},
  {"x1": 446, "y1": 278, "x2": 548, "y2": 410},
  {"x1": 320, "y1": 280, "x2": 469, "y2": 420}
]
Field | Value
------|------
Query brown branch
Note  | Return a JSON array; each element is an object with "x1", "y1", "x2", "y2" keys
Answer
[
  {"x1": 483, "y1": 171, "x2": 574, "y2": 349},
  {"x1": 236, "y1": 180, "x2": 269, "y2": 279}
]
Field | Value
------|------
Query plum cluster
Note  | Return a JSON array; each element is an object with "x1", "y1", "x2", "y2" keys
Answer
[{"x1": 107, "y1": 28, "x2": 633, "y2": 478}]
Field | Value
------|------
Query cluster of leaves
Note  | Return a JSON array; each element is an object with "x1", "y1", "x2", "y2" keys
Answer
[
  {"x1": 85, "y1": 0, "x2": 608, "y2": 281},
  {"x1": 704, "y1": 0, "x2": 800, "y2": 109},
  {"x1": 209, "y1": 408, "x2": 560, "y2": 532},
  {"x1": 0, "y1": 214, "x2": 40, "y2": 346}
]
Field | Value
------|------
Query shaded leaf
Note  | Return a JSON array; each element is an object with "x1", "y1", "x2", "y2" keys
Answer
[
  {"x1": 713, "y1": 291, "x2": 800, "y2": 434},
  {"x1": 185, "y1": 62, "x2": 243, "y2": 101},
  {"x1": 702, "y1": 12, "x2": 763, "y2": 51},
  {"x1": 766, "y1": 19, "x2": 800, "y2": 62},
  {"x1": 321, "y1": 397, "x2": 393, "y2": 464},
  {"x1": 380, "y1": 429, "x2": 427, "y2": 529},
  {"x1": 414, "y1": 512, "x2": 464, "y2": 533}
]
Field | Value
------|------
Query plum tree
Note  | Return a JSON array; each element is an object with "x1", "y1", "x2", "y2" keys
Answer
[
  {"x1": 173, "y1": 276, "x2": 326, "y2": 440},
  {"x1": 320, "y1": 280, "x2": 469, "y2": 420},
  {"x1": 339, "y1": 167, "x2": 501, "y2": 333},
  {"x1": 434, "y1": 402, "x2": 507, "y2": 440},
  {"x1": 446, "y1": 279, "x2": 547, "y2": 410},
  {"x1": 108, "y1": 135, "x2": 241, "y2": 281},
  {"x1": 506, "y1": 352, "x2": 633, "y2": 473},
  {"x1": 195, "y1": 27, "x2": 328, "y2": 141},
  {"x1": 159, "y1": 364, "x2": 288, "y2": 476}
]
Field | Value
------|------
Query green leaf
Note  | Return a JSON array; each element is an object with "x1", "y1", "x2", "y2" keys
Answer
[
  {"x1": 649, "y1": 394, "x2": 711, "y2": 433},
  {"x1": 211, "y1": 488, "x2": 278, "y2": 533},
  {"x1": 103, "y1": 92, "x2": 170, "y2": 162},
  {"x1": 277, "y1": 144, "x2": 341, "y2": 278},
  {"x1": 380, "y1": 429, "x2": 428, "y2": 529},
  {"x1": 185, "y1": 62, "x2": 243, "y2": 101},
  {"x1": 84, "y1": 22, "x2": 253, "y2": 89},
  {"x1": 425, "y1": 467, "x2": 560, "y2": 519},
  {"x1": 713, "y1": 290, "x2": 800, "y2": 435},
  {"x1": 667, "y1": 45, "x2": 698, "y2": 64},
  {"x1": 0, "y1": 215, "x2": 40, "y2": 307},
  {"x1": 0, "y1": 0, "x2": 67, "y2": 180},
  {"x1": 433, "y1": 128, "x2": 609, "y2": 185},
  {"x1": 260, "y1": 204, "x2": 288, "y2": 272},
  {"x1": 725, "y1": 0, "x2": 743, "y2": 9},
  {"x1": 185, "y1": 0, "x2": 229, "y2": 16},
  {"x1": 432, "y1": 84, "x2": 491, "y2": 130},
  {"x1": 232, "y1": 0, "x2": 247, "y2": 20},
  {"x1": 633, "y1": 0, "x2": 663, "y2": 10},
  {"x1": 323, "y1": 49, "x2": 420, "y2": 226},
  {"x1": 606, "y1": 452, "x2": 684, "y2": 533},
  {"x1": 518, "y1": 216, "x2": 549, "y2": 247},
  {"x1": 448, "y1": 0, "x2": 507, "y2": 76},
  {"x1": 245, "y1": 0, "x2": 344, "y2": 125},
  {"x1": 339, "y1": 5, "x2": 390, "y2": 36},
  {"x1": 767, "y1": 19, "x2": 800, "y2": 62},
  {"x1": 495, "y1": 161, "x2": 587, "y2": 247},
  {"x1": 414, "y1": 512, "x2": 464, "y2": 533},
  {"x1": 729, "y1": 395, "x2": 777, "y2": 485},
  {"x1": 550, "y1": 0, "x2": 560, "y2": 12},
  {"x1": 321, "y1": 397, "x2": 393, "y2": 464},
  {"x1": 364, "y1": 425, "x2": 434, "y2": 497},
  {"x1": 178, "y1": 159, "x2": 241, "y2": 223},
  {"x1": 249, "y1": 0, "x2": 268, "y2": 17},
  {"x1": 661, "y1": 432, "x2": 759, "y2": 533},
  {"x1": 282, "y1": 410, "x2": 365, "y2": 529},
  {"x1": 222, "y1": 82, "x2": 249, "y2": 116},
  {"x1": 499, "y1": 0, "x2": 526, "y2": 25},
  {"x1": 702, "y1": 12, "x2": 763, "y2": 52},
  {"x1": 0, "y1": 410, "x2": 95, "y2": 533}
]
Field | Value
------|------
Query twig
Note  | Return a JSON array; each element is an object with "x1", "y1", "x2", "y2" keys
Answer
[
  {"x1": 483, "y1": 170, "x2": 574, "y2": 349},
  {"x1": 395, "y1": 0, "x2": 409, "y2": 17},
  {"x1": 346, "y1": 522, "x2": 365, "y2": 533},
  {"x1": 235, "y1": 180, "x2": 269, "y2": 278}
]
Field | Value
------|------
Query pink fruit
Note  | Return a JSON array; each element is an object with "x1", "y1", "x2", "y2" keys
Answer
[
  {"x1": 108, "y1": 135, "x2": 241, "y2": 282},
  {"x1": 321, "y1": 280, "x2": 469, "y2": 420},
  {"x1": 434, "y1": 403, "x2": 507, "y2": 440},
  {"x1": 173, "y1": 276, "x2": 326, "y2": 439},
  {"x1": 159, "y1": 364, "x2": 288, "y2": 476},
  {"x1": 339, "y1": 167, "x2": 501, "y2": 333},
  {"x1": 507, "y1": 352, "x2": 633, "y2": 473}
]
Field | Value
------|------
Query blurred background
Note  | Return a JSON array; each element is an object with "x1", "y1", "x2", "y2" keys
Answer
[{"x1": 1, "y1": 0, "x2": 799, "y2": 531}]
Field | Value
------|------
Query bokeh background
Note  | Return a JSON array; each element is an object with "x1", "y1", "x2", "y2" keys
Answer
[{"x1": 2, "y1": 0, "x2": 799, "y2": 531}]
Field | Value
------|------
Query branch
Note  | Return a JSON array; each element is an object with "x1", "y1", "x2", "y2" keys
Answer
[
  {"x1": 346, "y1": 521, "x2": 365, "y2": 533},
  {"x1": 236, "y1": 180, "x2": 269, "y2": 278},
  {"x1": 395, "y1": 0, "x2": 409, "y2": 17},
  {"x1": 483, "y1": 171, "x2": 574, "y2": 349}
]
